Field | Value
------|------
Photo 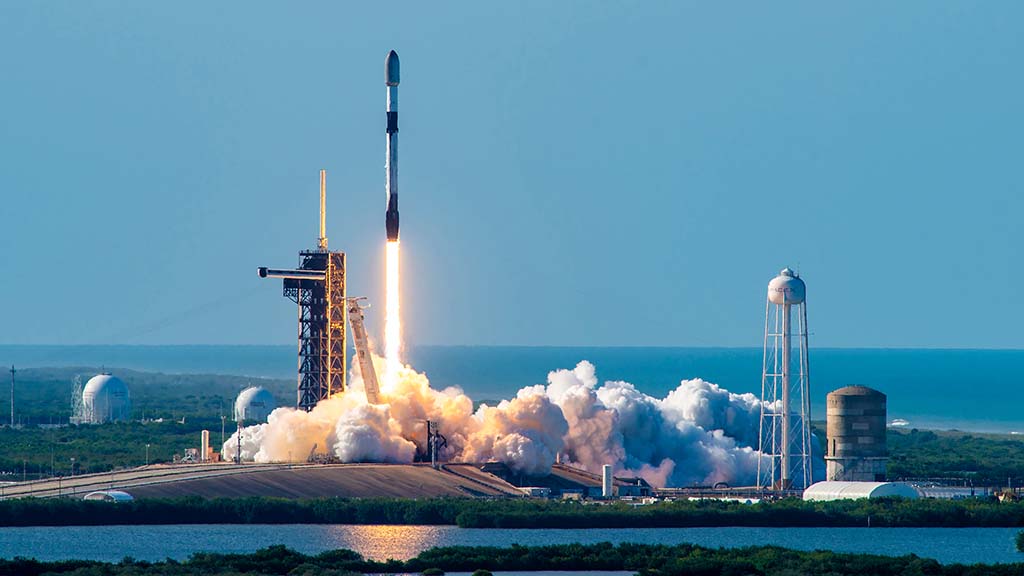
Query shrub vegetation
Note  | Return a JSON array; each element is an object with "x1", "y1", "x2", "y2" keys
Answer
[
  {"x1": 1, "y1": 543, "x2": 1022, "y2": 576},
  {"x1": 5, "y1": 496, "x2": 1024, "y2": 528}
]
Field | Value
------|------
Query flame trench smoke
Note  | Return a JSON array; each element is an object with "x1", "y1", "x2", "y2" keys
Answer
[
  {"x1": 384, "y1": 241, "x2": 402, "y2": 384},
  {"x1": 224, "y1": 359, "x2": 822, "y2": 487}
]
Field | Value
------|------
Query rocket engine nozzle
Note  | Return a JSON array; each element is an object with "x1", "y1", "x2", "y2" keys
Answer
[{"x1": 386, "y1": 201, "x2": 400, "y2": 241}]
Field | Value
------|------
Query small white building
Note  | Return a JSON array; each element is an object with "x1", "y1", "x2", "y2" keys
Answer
[
  {"x1": 913, "y1": 485, "x2": 991, "y2": 500},
  {"x1": 518, "y1": 486, "x2": 552, "y2": 497},
  {"x1": 83, "y1": 490, "x2": 134, "y2": 502},
  {"x1": 803, "y1": 481, "x2": 919, "y2": 501}
]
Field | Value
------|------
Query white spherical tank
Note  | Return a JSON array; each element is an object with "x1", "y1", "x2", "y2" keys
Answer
[
  {"x1": 234, "y1": 386, "x2": 276, "y2": 423},
  {"x1": 82, "y1": 374, "x2": 131, "y2": 424},
  {"x1": 767, "y1": 268, "x2": 806, "y2": 305}
]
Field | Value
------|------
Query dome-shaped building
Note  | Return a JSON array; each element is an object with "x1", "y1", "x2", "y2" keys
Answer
[
  {"x1": 234, "y1": 386, "x2": 276, "y2": 423},
  {"x1": 82, "y1": 374, "x2": 132, "y2": 423}
]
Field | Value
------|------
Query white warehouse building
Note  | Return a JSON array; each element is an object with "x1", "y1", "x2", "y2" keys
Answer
[
  {"x1": 803, "y1": 481, "x2": 919, "y2": 502},
  {"x1": 234, "y1": 386, "x2": 276, "y2": 423}
]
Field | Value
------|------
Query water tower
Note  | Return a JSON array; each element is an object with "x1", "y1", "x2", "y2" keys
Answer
[{"x1": 757, "y1": 268, "x2": 813, "y2": 491}]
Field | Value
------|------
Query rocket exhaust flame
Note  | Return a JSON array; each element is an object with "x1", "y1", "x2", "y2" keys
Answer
[{"x1": 384, "y1": 241, "x2": 402, "y2": 385}]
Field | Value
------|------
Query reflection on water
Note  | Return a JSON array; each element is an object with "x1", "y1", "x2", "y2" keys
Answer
[
  {"x1": 399, "y1": 569, "x2": 630, "y2": 573},
  {"x1": 323, "y1": 524, "x2": 445, "y2": 562},
  {"x1": 0, "y1": 525, "x2": 1021, "y2": 565}
]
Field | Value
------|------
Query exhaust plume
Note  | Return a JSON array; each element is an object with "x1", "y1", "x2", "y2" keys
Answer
[
  {"x1": 224, "y1": 358, "x2": 822, "y2": 487},
  {"x1": 384, "y1": 241, "x2": 402, "y2": 385}
]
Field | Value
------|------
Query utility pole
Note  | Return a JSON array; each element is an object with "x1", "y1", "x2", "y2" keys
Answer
[
  {"x1": 9, "y1": 365, "x2": 15, "y2": 428},
  {"x1": 235, "y1": 422, "x2": 242, "y2": 464}
]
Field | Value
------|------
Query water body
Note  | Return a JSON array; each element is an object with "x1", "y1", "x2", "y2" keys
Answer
[
  {"x1": 2, "y1": 345, "x2": 1023, "y2": 432},
  {"x1": 0, "y1": 525, "x2": 1020, "y2": 565}
]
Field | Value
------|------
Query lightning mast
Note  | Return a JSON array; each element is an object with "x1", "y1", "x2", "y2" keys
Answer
[{"x1": 318, "y1": 170, "x2": 328, "y2": 251}]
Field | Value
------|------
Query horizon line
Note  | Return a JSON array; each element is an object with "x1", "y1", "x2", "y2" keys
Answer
[{"x1": 2, "y1": 343, "x2": 1024, "y2": 352}]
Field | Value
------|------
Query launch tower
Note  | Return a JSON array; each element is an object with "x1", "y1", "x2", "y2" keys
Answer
[
  {"x1": 757, "y1": 268, "x2": 813, "y2": 491},
  {"x1": 258, "y1": 170, "x2": 347, "y2": 411}
]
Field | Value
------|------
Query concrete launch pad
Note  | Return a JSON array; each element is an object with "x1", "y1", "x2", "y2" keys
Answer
[
  {"x1": 0, "y1": 463, "x2": 524, "y2": 500},
  {"x1": 126, "y1": 464, "x2": 523, "y2": 499}
]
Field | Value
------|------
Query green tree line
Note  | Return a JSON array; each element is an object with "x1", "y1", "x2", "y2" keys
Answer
[
  {"x1": 6, "y1": 496, "x2": 1024, "y2": 528},
  {"x1": 0, "y1": 418, "x2": 228, "y2": 476},
  {"x1": 888, "y1": 428, "x2": 1024, "y2": 485},
  {"x1": 3, "y1": 367, "x2": 290, "y2": 425},
  {"x1": 1, "y1": 542, "x2": 1022, "y2": 576}
]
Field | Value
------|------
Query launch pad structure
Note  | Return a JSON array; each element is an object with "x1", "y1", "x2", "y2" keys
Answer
[{"x1": 259, "y1": 170, "x2": 347, "y2": 411}]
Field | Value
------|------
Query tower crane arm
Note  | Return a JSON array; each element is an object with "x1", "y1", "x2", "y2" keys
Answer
[{"x1": 347, "y1": 297, "x2": 381, "y2": 404}]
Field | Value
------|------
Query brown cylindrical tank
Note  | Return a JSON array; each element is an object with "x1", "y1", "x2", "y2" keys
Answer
[{"x1": 826, "y1": 386, "x2": 887, "y2": 458}]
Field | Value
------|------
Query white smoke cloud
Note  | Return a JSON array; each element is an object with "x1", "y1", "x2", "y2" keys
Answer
[
  {"x1": 333, "y1": 403, "x2": 417, "y2": 463},
  {"x1": 223, "y1": 357, "x2": 823, "y2": 487},
  {"x1": 462, "y1": 386, "x2": 569, "y2": 475}
]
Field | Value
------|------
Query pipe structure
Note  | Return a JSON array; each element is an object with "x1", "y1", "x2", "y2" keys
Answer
[
  {"x1": 257, "y1": 267, "x2": 327, "y2": 280},
  {"x1": 780, "y1": 301, "x2": 791, "y2": 490}
]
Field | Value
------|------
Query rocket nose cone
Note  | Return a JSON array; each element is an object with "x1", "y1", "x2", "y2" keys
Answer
[{"x1": 385, "y1": 50, "x2": 400, "y2": 86}]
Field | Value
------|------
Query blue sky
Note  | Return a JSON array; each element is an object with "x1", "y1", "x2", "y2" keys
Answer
[{"x1": 1, "y1": 2, "x2": 1021, "y2": 348}]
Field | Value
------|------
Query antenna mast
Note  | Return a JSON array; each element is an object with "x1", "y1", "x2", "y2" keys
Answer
[
  {"x1": 318, "y1": 169, "x2": 328, "y2": 250},
  {"x1": 9, "y1": 365, "x2": 15, "y2": 427}
]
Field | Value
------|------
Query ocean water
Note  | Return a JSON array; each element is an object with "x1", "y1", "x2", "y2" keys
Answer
[
  {"x1": 1, "y1": 345, "x2": 1022, "y2": 432},
  {"x1": 0, "y1": 524, "x2": 1020, "y2": 565}
]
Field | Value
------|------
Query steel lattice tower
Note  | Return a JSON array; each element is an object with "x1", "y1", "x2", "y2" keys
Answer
[
  {"x1": 757, "y1": 268, "x2": 813, "y2": 491},
  {"x1": 259, "y1": 171, "x2": 347, "y2": 411}
]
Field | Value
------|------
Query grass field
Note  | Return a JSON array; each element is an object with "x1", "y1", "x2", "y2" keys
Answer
[{"x1": 3, "y1": 366, "x2": 292, "y2": 424}]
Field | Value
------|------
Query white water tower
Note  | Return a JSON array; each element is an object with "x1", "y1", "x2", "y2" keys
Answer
[{"x1": 757, "y1": 268, "x2": 813, "y2": 491}]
